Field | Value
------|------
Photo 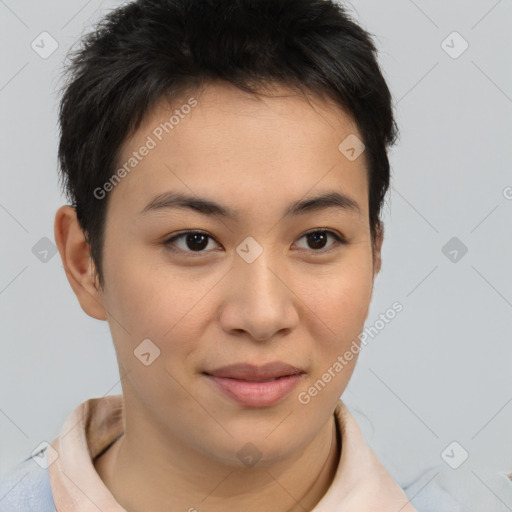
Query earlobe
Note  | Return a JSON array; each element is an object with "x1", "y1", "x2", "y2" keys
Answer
[{"x1": 54, "y1": 205, "x2": 107, "y2": 321}]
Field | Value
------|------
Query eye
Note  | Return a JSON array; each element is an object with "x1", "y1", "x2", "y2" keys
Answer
[
  {"x1": 164, "y1": 231, "x2": 221, "y2": 254},
  {"x1": 163, "y1": 229, "x2": 347, "y2": 256},
  {"x1": 294, "y1": 229, "x2": 347, "y2": 252}
]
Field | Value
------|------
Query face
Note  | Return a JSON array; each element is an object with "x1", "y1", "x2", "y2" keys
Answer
[{"x1": 59, "y1": 81, "x2": 382, "y2": 467}]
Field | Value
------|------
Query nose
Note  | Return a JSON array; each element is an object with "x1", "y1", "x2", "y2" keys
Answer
[{"x1": 218, "y1": 251, "x2": 299, "y2": 342}]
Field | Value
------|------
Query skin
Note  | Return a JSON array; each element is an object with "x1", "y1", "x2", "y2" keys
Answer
[{"x1": 54, "y1": 81, "x2": 382, "y2": 512}]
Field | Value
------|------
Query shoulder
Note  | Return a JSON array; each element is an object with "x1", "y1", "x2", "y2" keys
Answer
[
  {"x1": 403, "y1": 465, "x2": 512, "y2": 512},
  {"x1": 0, "y1": 450, "x2": 56, "y2": 512}
]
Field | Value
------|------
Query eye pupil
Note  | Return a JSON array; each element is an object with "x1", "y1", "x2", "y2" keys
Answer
[
  {"x1": 307, "y1": 232, "x2": 327, "y2": 249},
  {"x1": 187, "y1": 233, "x2": 208, "y2": 251}
]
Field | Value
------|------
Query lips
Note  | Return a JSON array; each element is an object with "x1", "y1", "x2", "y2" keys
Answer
[
  {"x1": 205, "y1": 362, "x2": 304, "y2": 381},
  {"x1": 204, "y1": 362, "x2": 305, "y2": 407}
]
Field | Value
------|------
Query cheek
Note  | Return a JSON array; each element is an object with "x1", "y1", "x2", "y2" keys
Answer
[
  {"x1": 290, "y1": 255, "x2": 374, "y2": 402},
  {"x1": 102, "y1": 243, "x2": 197, "y2": 334},
  {"x1": 293, "y1": 253, "x2": 373, "y2": 404},
  {"x1": 301, "y1": 253, "x2": 374, "y2": 342},
  {"x1": 101, "y1": 253, "x2": 206, "y2": 401},
  {"x1": 325, "y1": 272, "x2": 372, "y2": 339},
  {"x1": 101, "y1": 245, "x2": 224, "y2": 378}
]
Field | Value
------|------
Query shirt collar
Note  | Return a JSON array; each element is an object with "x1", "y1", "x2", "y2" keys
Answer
[{"x1": 48, "y1": 395, "x2": 416, "y2": 511}]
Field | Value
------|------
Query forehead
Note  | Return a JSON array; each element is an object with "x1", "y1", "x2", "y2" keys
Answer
[{"x1": 107, "y1": 81, "x2": 368, "y2": 220}]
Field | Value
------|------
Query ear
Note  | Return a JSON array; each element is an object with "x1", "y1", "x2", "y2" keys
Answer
[
  {"x1": 54, "y1": 205, "x2": 107, "y2": 321},
  {"x1": 372, "y1": 222, "x2": 384, "y2": 277}
]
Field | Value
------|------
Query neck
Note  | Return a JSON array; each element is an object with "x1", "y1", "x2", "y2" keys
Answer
[{"x1": 94, "y1": 409, "x2": 340, "y2": 512}]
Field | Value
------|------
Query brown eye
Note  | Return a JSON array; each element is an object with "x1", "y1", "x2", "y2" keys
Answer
[
  {"x1": 306, "y1": 231, "x2": 328, "y2": 249},
  {"x1": 164, "y1": 231, "x2": 220, "y2": 253},
  {"x1": 295, "y1": 230, "x2": 346, "y2": 251}
]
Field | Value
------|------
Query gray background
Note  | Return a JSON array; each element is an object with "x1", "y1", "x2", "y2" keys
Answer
[{"x1": 1, "y1": 0, "x2": 511, "y2": 494}]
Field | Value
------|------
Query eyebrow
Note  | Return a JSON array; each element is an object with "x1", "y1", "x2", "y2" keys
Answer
[{"x1": 139, "y1": 190, "x2": 361, "y2": 219}]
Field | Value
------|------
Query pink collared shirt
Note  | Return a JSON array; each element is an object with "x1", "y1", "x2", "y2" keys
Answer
[{"x1": 46, "y1": 394, "x2": 417, "y2": 511}]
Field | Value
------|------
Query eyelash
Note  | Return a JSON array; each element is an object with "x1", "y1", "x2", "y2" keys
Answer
[{"x1": 163, "y1": 229, "x2": 348, "y2": 256}]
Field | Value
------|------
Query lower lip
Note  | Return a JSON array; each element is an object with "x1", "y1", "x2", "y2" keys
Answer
[{"x1": 206, "y1": 373, "x2": 303, "y2": 407}]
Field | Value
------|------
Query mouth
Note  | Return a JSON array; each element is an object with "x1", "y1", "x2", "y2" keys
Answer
[
  {"x1": 203, "y1": 362, "x2": 305, "y2": 407},
  {"x1": 204, "y1": 361, "x2": 304, "y2": 380},
  {"x1": 225, "y1": 375, "x2": 294, "y2": 382}
]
